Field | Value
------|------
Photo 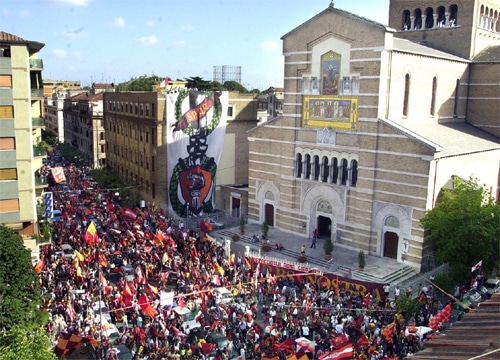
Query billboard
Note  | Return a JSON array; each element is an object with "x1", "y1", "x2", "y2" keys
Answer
[{"x1": 166, "y1": 90, "x2": 228, "y2": 217}]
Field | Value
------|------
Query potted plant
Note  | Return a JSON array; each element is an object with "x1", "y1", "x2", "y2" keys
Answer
[
  {"x1": 358, "y1": 250, "x2": 366, "y2": 271},
  {"x1": 261, "y1": 243, "x2": 272, "y2": 252},
  {"x1": 323, "y1": 237, "x2": 334, "y2": 260},
  {"x1": 297, "y1": 255, "x2": 307, "y2": 263},
  {"x1": 239, "y1": 216, "x2": 246, "y2": 234},
  {"x1": 232, "y1": 234, "x2": 240, "y2": 242},
  {"x1": 262, "y1": 221, "x2": 269, "y2": 238}
]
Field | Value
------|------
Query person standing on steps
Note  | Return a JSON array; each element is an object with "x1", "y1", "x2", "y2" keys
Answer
[
  {"x1": 310, "y1": 234, "x2": 317, "y2": 248},
  {"x1": 301, "y1": 245, "x2": 306, "y2": 254}
]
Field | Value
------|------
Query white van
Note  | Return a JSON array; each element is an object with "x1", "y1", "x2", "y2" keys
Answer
[{"x1": 215, "y1": 287, "x2": 234, "y2": 304}]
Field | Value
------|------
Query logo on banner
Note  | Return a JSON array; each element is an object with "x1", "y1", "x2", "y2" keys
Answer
[
  {"x1": 169, "y1": 90, "x2": 222, "y2": 216},
  {"x1": 44, "y1": 192, "x2": 53, "y2": 218}
]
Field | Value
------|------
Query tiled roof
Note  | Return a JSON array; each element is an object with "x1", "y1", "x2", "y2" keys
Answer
[
  {"x1": 0, "y1": 30, "x2": 44, "y2": 53},
  {"x1": 473, "y1": 45, "x2": 500, "y2": 62},
  {"x1": 392, "y1": 37, "x2": 467, "y2": 62},
  {"x1": 413, "y1": 293, "x2": 500, "y2": 360},
  {"x1": 0, "y1": 31, "x2": 27, "y2": 42}
]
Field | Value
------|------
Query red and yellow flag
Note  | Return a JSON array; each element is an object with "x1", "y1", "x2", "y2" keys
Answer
[{"x1": 84, "y1": 222, "x2": 98, "y2": 246}]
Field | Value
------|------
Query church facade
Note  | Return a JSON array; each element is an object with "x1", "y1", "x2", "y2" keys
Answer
[{"x1": 247, "y1": 0, "x2": 500, "y2": 271}]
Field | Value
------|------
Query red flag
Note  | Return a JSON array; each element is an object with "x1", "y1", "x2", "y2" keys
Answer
[
  {"x1": 135, "y1": 265, "x2": 145, "y2": 284},
  {"x1": 355, "y1": 334, "x2": 369, "y2": 349},
  {"x1": 53, "y1": 332, "x2": 90, "y2": 358},
  {"x1": 34, "y1": 256, "x2": 45, "y2": 274},
  {"x1": 191, "y1": 244, "x2": 198, "y2": 260},
  {"x1": 471, "y1": 260, "x2": 482, "y2": 272},
  {"x1": 172, "y1": 326, "x2": 188, "y2": 338},
  {"x1": 123, "y1": 208, "x2": 137, "y2": 220},
  {"x1": 383, "y1": 321, "x2": 397, "y2": 341},
  {"x1": 429, "y1": 302, "x2": 452, "y2": 332},
  {"x1": 146, "y1": 283, "x2": 159, "y2": 296},
  {"x1": 319, "y1": 344, "x2": 354, "y2": 359},
  {"x1": 99, "y1": 272, "x2": 110, "y2": 296},
  {"x1": 331, "y1": 334, "x2": 350, "y2": 349},
  {"x1": 51, "y1": 167, "x2": 66, "y2": 183},
  {"x1": 122, "y1": 282, "x2": 133, "y2": 307}
]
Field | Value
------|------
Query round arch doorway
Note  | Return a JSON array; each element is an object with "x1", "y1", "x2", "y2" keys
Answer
[
  {"x1": 317, "y1": 215, "x2": 332, "y2": 239},
  {"x1": 383, "y1": 231, "x2": 399, "y2": 259}
]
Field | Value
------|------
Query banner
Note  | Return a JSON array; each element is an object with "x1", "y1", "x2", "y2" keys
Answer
[
  {"x1": 166, "y1": 90, "x2": 228, "y2": 217},
  {"x1": 249, "y1": 257, "x2": 385, "y2": 300}
]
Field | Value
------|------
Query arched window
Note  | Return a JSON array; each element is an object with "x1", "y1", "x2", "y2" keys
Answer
[
  {"x1": 425, "y1": 7, "x2": 434, "y2": 28},
  {"x1": 313, "y1": 155, "x2": 320, "y2": 181},
  {"x1": 322, "y1": 156, "x2": 329, "y2": 183},
  {"x1": 402, "y1": 10, "x2": 411, "y2": 30},
  {"x1": 453, "y1": 79, "x2": 460, "y2": 116},
  {"x1": 331, "y1": 158, "x2": 339, "y2": 184},
  {"x1": 305, "y1": 154, "x2": 311, "y2": 179},
  {"x1": 437, "y1": 6, "x2": 446, "y2": 27},
  {"x1": 414, "y1": 8, "x2": 423, "y2": 29},
  {"x1": 351, "y1": 160, "x2": 358, "y2": 187},
  {"x1": 403, "y1": 74, "x2": 410, "y2": 116},
  {"x1": 296, "y1": 153, "x2": 303, "y2": 178},
  {"x1": 341, "y1": 159, "x2": 348, "y2": 185},
  {"x1": 449, "y1": 4, "x2": 458, "y2": 26},
  {"x1": 430, "y1": 76, "x2": 437, "y2": 116}
]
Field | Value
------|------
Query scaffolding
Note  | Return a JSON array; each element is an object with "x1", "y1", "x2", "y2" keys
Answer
[{"x1": 213, "y1": 65, "x2": 242, "y2": 84}]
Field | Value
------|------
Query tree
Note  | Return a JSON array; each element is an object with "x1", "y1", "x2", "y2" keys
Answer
[
  {"x1": 395, "y1": 295, "x2": 422, "y2": 318},
  {"x1": 0, "y1": 326, "x2": 56, "y2": 360},
  {"x1": 223, "y1": 81, "x2": 248, "y2": 93},
  {"x1": 184, "y1": 76, "x2": 213, "y2": 91},
  {"x1": 0, "y1": 226, "x2": 45, "y2": 330},
  {"x1": 420, "y1": 177, "x2": 500, "y2": 282}
]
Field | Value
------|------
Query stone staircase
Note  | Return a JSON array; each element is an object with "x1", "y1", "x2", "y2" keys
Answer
[{"x1": 215, "y1": 229, "x2": 418, "y2": 286}]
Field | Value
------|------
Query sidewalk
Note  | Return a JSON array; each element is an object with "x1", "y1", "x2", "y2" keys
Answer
[{"x1": 213, "y1": 223, "x2": 417, "y2": 289}]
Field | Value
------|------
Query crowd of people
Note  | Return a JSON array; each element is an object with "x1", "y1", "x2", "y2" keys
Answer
[{"x1": 36, "y1": 147, "x2": 458, "y2": 360}]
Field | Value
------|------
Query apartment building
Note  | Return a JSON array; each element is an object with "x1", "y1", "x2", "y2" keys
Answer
[
  {"x1": 247, "y1": 0, "x2": 500, "y2": 271},
  {"x1": 104, "y1": 87, "x2": 260, "y2": 212},
  {"x1": 63, "y1": 92, "x2": 106, "y2": 168},
  {"x1": 0, "y1": 31, "x2": 48, "y2": 255}
]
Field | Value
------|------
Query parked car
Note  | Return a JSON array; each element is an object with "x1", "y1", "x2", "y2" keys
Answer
[
  {"x1": 61, "y1": 244, "x2": 75, "y2": 260},
  {"x1": 484, "y1": 279, "x2": 500, "y2": 296},
  {"x1": 206, "y1": 331, "x2": 230, "y2": 351},
  {"x1": 207, "y1": 218, "x2": 225, "y2": 229}
]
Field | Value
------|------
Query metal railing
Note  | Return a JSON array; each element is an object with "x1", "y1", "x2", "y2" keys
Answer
[
  {"x1": 29, "y1": 59, "x2": 44, "y2": 69},
  {"x1": 32, "y1": 117, "x2": 45, "y2": 127}
]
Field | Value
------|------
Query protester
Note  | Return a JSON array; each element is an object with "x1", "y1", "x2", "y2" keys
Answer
[{"x1": 35, "y1": 146, "x2": 464, "y2": 360}]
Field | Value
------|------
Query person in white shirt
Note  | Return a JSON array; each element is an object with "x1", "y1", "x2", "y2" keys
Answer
[{"x1": 302, "y1": 324, "x2": 309, "y2": 338}]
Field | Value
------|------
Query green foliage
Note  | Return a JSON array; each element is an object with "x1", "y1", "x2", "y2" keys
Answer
[
  {"x1": 395, "y1": 295, "x2": 422, "y2": 317},
  {"x1": 262, "y1": 221, "x2": 269, "y2": 236},
  {"x1": 223, "y1": 81, "x2": 249, "y2": 93},
  {"x1": 116, "y1": 74, "x2": 164, "y2": 91},
  {"x1": 0, "y1": 226, "x2": 44, "y2": 330},
  {"x1": 184, "y1": 76, "x2": 214, "y2": 91},
  {"x1": 57, "y1": 142, "x2": 89, "y2": 166},
  {"x1": 0, "y1": 326, "x2": 56, "y2": 360},
  {"x1": 421, "y1": 177, "x2": 500, "y2": 282},
  {"x1": 324, "y1": 237, "x2": 334, "y2": 255},
  {"x1": 358, "y1": 250, "x2": 366, "y2": 268},
  {"x1": 432, "y1": 272, "x2": 454, "y2": 294}
]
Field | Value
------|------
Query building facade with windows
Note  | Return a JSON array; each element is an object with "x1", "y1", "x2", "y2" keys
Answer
[
  {"x1": 44, "y1": 94, "x2": 65, "y2": 143},
  {"x1": 247, "y1": 0, "x2": 500, "y2": 271},
  {"x1": 63, "y1": 92, "x2": 106, "y2": 168},
  {"x1": 0, "y1": 31, "x2": 48, "y2": 255},
  {"x1": 103, "y1": 89, "x2": 260, "y2": 212}
]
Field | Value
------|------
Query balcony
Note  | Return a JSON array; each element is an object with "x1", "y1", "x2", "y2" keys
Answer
[
  {"x1": 35, "y1": 176, "x2": 48, "y2": 188},
  {"x1": 33, "y1": 146, "x2": 47, "y2": 157},
  {"x1": 29, "y1": 59, "x2": 44, "y2": 70},
  {"x1": 31, "y1": 88, "x2": 44, "y2": 99},
  {"x1": 32, "y1": 117, "x2": 45, "y2": 128}
]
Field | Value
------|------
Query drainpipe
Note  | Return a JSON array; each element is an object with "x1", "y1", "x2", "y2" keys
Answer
[{"x1": 431, "y1": 158, "x2": 439, "y2": 207}]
